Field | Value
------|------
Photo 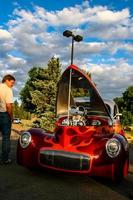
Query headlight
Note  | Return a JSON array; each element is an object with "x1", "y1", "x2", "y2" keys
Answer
[
  {"x1": 106, "y1": 138, "x2": 121, "y2": 158},
  {"x1": 20, "y1": 132, "x2": 31, "y2": 148}
]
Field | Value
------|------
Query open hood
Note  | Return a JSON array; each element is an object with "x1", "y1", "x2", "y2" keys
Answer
[{"x1": 56, "y1": 65, "x2": 111, "y2": 119}]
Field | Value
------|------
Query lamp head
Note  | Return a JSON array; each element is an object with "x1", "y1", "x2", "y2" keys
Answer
[
  {"x1": 74, "y1": 35, "x2": 83, "y2": 42},
  {"x1": 63, "y1": 30, "x2": 73, "y2": 37}
]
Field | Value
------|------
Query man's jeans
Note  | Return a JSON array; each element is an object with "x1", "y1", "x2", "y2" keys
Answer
[{"x1": 0, "y1": 112, "x2": 11, "y2": 161}]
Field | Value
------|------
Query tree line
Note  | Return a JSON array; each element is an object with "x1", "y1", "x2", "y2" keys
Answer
[{"x1": 13, "y1": 100, "x2": 31, "y2": 120}]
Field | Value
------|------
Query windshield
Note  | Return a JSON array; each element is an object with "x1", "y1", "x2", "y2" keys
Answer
[{"x1": 56, "y1": 65, "x2": 111, "y2": 119}]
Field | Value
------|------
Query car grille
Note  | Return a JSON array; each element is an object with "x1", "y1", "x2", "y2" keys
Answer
[{"x1": 40, "y1": 150, "x2": 90, "y2": 171}]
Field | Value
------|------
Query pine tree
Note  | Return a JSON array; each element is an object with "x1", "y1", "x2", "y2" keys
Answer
[
  {"x1": 20, "y1": 57, "x2": 61, "y2": 130},
  {"x1": 20, "y1": 67, "x2": 45, "y2": 112}
]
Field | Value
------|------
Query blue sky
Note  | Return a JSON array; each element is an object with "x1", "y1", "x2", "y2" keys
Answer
[{"x1": 0, "y1": 0, "x2": 133, "y2": 100}]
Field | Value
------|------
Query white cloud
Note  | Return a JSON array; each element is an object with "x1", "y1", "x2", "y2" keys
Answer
[
  {"x1": 88, "y1": 24, "x2": 133, "y2": 40},
  {"x1": 0, "y1": 29, "x2": 14, "y2": 56},
  {"x1": 0, "y1": 29, "x2": 12, "y2": 40},
  {"x1": 89, "y1": 8, "x2": 129, "y2": 25},
  {"x1": 121, "y1": 43, "x2": 133, "y2": 53},
  {"x1": 0, "y1": 42, "x2": 14, "y2": 54},
  {"x1": 34, "y1": 6, "x2": 86, "y2": 26},
  {"x1": 72, "y1": 41, "x2": 132, "y2": 57},
  {"x1": 75, "y1": 42, "x2": 107, "y2": 54},
  {"x1": 6, "y1": 54, "x2": 27, "y2": 68},
  {"x1": 89, "y1": 61, "x2": 133, "y2": 99}
]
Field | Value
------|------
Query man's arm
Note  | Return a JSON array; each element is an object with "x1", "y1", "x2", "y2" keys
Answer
[{"x1": 6, "y1": 103, "x2": 13, "y2": 121}]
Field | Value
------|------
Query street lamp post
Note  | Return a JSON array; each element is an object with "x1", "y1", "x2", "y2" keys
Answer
[
  {"x1": 63, "y1": 30, "x2": 83, "y2": 123},
  {"x1": 63, "y1": 30, "x2": 83, "y2": 65}
]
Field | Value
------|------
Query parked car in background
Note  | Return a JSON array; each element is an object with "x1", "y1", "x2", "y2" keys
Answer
[
  {"x1": 13, "y1": 118, "x2": 22, "y2": 124},
  {"x1": 124, "y1": 126, "x2": 131, "y2": 132},
  {"x1": 17, "y1": 64, "x2": 129, "y2": 182}
]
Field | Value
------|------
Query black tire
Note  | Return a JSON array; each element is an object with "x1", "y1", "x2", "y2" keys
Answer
[{"x1": 113, "y1": 159, "x2": 128, "y2": 182}]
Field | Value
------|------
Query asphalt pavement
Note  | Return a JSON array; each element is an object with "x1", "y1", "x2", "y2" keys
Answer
[{"x1": 0, "y1": 139, "x2": 133, "y2": 200}]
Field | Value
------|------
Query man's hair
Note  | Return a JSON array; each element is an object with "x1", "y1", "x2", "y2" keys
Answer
[{"x1": 2, "y1": 74, "x2": 16, "y2": 83}]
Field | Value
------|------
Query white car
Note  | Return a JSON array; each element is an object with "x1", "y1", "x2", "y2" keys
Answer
[{"x1": 13, "y1": 118, "x2": 22, "y2": 124}]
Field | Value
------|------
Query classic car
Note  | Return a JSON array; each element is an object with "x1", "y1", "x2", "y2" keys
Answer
[{"x1": 17, "y1": 64, "x2": 129, "y2": 182}]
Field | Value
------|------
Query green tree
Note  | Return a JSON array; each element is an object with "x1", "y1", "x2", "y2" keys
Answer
[
  {"x1": 20, "y1": 57, "x2": 61, "y2": 130},
  {"x1": 13, "y1": 100, "x2": 31, "y2": 120},
  {"x1": 20, "y1": 67, "x2": 45, "y2": 112},
  {"x1": 13, "y1": 100, "x2": 20, "y2": 118},
  {"x1": 123, "y1": 86, "x2": 133, "y2": 114},
  {"x1": 114, "y1": 86, "x2": 133, "y2": 126},
  {"x1": 114, "y1": 96, "x2": 124, "y2": 113},
  {"x1": 122, "y1": 110, "x2": 133, "y2": 126}
]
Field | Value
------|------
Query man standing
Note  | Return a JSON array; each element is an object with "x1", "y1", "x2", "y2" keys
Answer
[{"x1": 0, "y1": 74, "x2": 15, "y2": 164}]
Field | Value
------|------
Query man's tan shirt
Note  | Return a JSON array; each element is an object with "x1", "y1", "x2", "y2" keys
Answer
[{"x1": 0, "y1": 83, "x2": 13, "y2": 112}]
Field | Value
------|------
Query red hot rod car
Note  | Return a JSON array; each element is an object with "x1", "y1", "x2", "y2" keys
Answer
[{"x1": 17, "y1": 64, "x2": 129, "y2": 181}]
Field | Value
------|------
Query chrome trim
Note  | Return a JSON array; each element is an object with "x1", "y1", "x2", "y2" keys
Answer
[
  {"x1": 40, "y1": 150, "x2": 90, "y2": 171},
  {"x1": 19, "y1": 132, "x2": 31, "y2": 148},
  {"x1": 106, "y1": 138, "x2": 121, "y2": 158}
]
